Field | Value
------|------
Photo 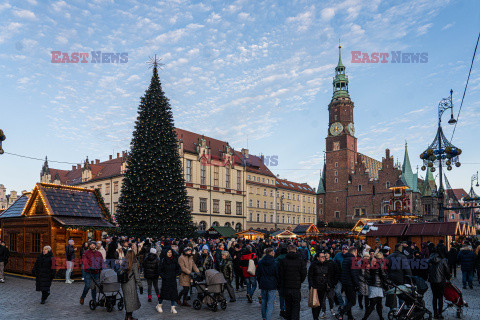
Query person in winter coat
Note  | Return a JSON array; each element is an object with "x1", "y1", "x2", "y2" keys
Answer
[
  {"x1": 197, "y1": 246, "x2": 214, "y2": 274},
  {"x1": 257, "y1": 247, "x2": 278, "y2": 320},
  {"x1": 308, "y1": 251, "x2": 333, "y2": 320},
  {"x1": 32, "y1": 246, "x2": 56, "y2": 304},
  {"x1": 278, "y1": 244, "x2": 307, "y2": 320},
  {"x1": 436, "y1": 240, "x2": 448, "y2": 259},
  {"x1": 324, "y1": 251, "x2": 340, "y2": 317},
  {"x1": 297, "y1": 242, "x2": 310, "y2": 262},
  {"x1": 357, "y1": 253, "x2": 370, "y2": 311},
  {"x1": 143, "y1": 248, "x2": 161, "y2": 302},
  {"x1": 80, "y1": 241, "x2": 103, "y2": 306},
  {"x1": 447, "y1": 244, "x2": 458, "y2": 278},
  {"x1": 178, "y1": 247, "x2": 200, "y2": 306},
  {"x1": 386, "y1": 243, "x2": 412, "y2": 286},
  {"x1": 0, "y1": 241, "x2": 9, "y2": 283},
  {"x1": 428, "y1": 249, "x2": 451, "y2": 319},
  {"x1": 337, "y1": 247, "x2": 360, "y2": 320},
  {"x1": 232, "y1": 244, "x2": 245, "y2": 290},
  {"x1": 362, "y1": 252, "x2": 388, "y2": 320},
  {"x1": 219, "y1": 251, "x2": 236, "y2": 302},
  {"x1": 213, "y1": 243, "x2": 225, "y2": 270},
  {"x1": 276, "y1": 246, "x2": 288, "y2": 318},
  {"x1": 80, "y1": 241, "x2": 89, "y2": 280},
  {"x1": 121, "y1": 250, "x2": 143, "y2": 320},
  {"x1": 65, "y1": 239, "x2": 76, "y2": 284},
  {"x1": 333, "y1": 245, "x2": 349, "y2": 310},
  {"x1": 156, "y1": 248, "x2": 181, "y2": 314},
  {"x1": 240, "y1": 245, "x2": 258, "y2": 303},
  {"x1": 457, "y1": 244, "x2": 475, "y2": 289}
]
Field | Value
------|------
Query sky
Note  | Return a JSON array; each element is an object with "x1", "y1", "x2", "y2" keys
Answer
[{"x1": 0, "y1": 0, "x2": 479, "y2": 196}]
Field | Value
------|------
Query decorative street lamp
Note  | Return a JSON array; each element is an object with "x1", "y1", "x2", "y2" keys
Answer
[
  {"x1": 420, "y1": 90, "x2": 462, "y2": 222},
  {"x1": 0, "y1": 129, "x2": 5, "y2": 155},
  {"x1": 463, "y1": 172, "x2": 479, "y2": 225}
]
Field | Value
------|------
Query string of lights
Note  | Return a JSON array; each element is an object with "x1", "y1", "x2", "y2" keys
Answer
[{"x1": 451, "y1": 31, "x2": 480, "y2": 142}]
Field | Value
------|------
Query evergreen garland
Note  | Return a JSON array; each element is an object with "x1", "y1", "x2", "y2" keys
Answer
[{"x1": 115, "y1": 62, "x2": 195, "y2": 238}]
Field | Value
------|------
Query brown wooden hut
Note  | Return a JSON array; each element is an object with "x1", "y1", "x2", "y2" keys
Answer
[
  {"x1": 0, "y1": 183, "x2": 115, "y2": 275},
  {"x1": 365, "y1": 223, "x2": 408, "y2": 250},
  {"x1": 292, "y1": 223, "x2": 320, "y2": 239}
]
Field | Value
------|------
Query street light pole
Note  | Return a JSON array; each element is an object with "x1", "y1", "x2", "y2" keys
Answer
[{"x1": 0, "y1": 129, "x2": 5, "y2": 155}]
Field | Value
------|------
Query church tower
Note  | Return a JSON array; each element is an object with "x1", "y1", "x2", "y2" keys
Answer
[{"x1": 324, "y1": 45, "x2": 358, "y2": 221}]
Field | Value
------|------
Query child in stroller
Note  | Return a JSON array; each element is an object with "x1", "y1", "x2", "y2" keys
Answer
[
  {"x1": 89, "y1": 268, "x2": 124, "y2": 312},
  {"x1": 443, "y1": 280, "x2": 468, "y2": 318},
  {"x1": 192, "y1": 269, "x2": 227, "y2": 312},
  {"x1": 386, "y1": 275, "x2": 432, "y2": 320}
]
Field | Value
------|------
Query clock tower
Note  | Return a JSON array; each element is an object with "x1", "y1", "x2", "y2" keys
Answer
[{"x1": 324, "y1": 45, "x2": 358, "y2": 221}]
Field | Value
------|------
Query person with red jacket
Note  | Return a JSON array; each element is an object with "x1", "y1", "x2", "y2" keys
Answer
[
  {"x1": 80, "y1": 241, "x2": 104, "y2": 305},
  {"x1": 240, "y1": 245, "x2": 258, "y2": 303}
]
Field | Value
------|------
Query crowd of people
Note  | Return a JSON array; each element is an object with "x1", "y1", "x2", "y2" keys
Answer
[{"x1": 2, "y1": 235, "x2": 480, "y2": 320}]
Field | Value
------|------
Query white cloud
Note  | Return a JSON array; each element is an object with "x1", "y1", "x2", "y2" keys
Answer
[
  {"x1": 238, "y1": 12, "x2": 253, "y2": 21},
  {"x1": 206, "y1": 12, "x2": 221, "y2": 24},
  {"x1": 417, "y1": 23, "x2": 433, "y2": 36},
  {"x1": 13, "y1": 9, "x2": 36, "y2": 19},
  {"x1": 0, "y1": 22, "x2": 22, "y2": 44},
  {"x1": 286, "y1": 6, "x2": 315, "y2": 32},
  {"x1": 55, "y1": 35, "x2": 68, "y2": 44},
  {"x1": 0, "y1": 3, "x2": 11, "y2": 11},
  {"x1": 51, "y1": 1, "x2": 68, "y2": 12},
  {"x1": 442, "y1": 23, "x2": 454, "y2": 30},
  {"x1": 320, "y1": 8, "x2": 335, "y2": 21}
]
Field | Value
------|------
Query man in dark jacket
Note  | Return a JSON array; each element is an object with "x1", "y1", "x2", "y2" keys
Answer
[
  {"x1": 0, "y1": 241, "x2": 10, "y2": 283},
  {"x1": 447, "y1": 244, "x2": 458, "y2": 278},
  {"x1": 308, "y1": 251, "x2": 333, "y2": 319},
  {"x1": 143, "y1": 248, "x2": 161, "y2": 302},
  {"x1": 386, "y1": 243, "x2": 412, "y2": 309},
  {"x1": 65, "y1": 239, "x2": 76, "y2": 284},
  {"x1": 232, "y1": 244, "x2": 244, "y2": 291},
  {"x1": 80, "y1": 241, "x2": 103, "y2": 305},
  {"x1": 257, "y1": 247, "x2": 278, "y2": 320},
  {"x1": 457, "y1": 245, "x2": 475, "y2": 289},
  {"x1": 336, "y1": 247, "x2": 360, "y2": 320},
  {"x1": 279, "y1": 244, "x2": 307, "y2": 320},
  {"x1": 436, "y1": 240, "x2": 448, "y2": 259},
  {"x1": 428, "y1": 249, "x2": 451, "y2": 319}
]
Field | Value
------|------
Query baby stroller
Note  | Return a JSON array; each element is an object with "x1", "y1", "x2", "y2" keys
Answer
[
  {"x1": 192, "y1": 269, "x2": 227, "y2": 312},
  {"x1": 89, "y1": 269, "x2": 124, "y2": 312},
  {"x1": 386, "y1": 275, "x2": 432, "y2": 320},
  {"x1": 443, "y1": 280, "x2": 468, "y2": 318}
]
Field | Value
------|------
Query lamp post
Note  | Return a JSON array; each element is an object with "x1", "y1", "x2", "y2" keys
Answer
[
  {"x1": 0, "y1": 129, "x2": 5, "y2": 155},
  {"x1": 420, "y1": 90, "x2": 461, "y2": 222}
]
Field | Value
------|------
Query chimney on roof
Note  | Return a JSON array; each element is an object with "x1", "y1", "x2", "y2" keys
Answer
[
  {"x1": 109, "y1": 155, "x2": 113, "y2": 160},
  {"x1": 386, "y1": 149, "x2": 390, "y2": 158},
  {"x1": 241, "y1": 148, "x2": 249, "y2": 157},
  {"x1": 91, "y1": 160, "x2": 94, "y2": 165},
  {"x1": 122, "y1": 151, "x2": 126, "y2": 158},
  {"x1": 260, "y1": 155, "x2": 264, "y2": 165},
  {"x1": 117, "y1": 153, "x2": 120, "y2": 158},
  {"x1": 95, "y1": 159, "x2": 100, "y2": 164}
]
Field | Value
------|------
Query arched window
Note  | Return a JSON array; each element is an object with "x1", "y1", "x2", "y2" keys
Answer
[
  {"x1": 235, "y1": 223, "x2": 242, "y2": 232},
  {"x1": 198, "y1": 221, "x2": 207, "y2": 231},
  {"x1": 224, "y1": 222, "x2": 231, "y2": 227},
  {"x1": 212, "y1": 221, "x2": 220, "y2": 227}
]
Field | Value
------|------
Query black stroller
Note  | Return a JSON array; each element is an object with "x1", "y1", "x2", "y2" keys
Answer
[
  {"x1": 192, "y1": 269, "x2": 227, "y2": 312},
  {"x1": 386, "y1": 275, "x2": 432, "y2": 320},
  {"x1": 89, "y1": 269, "x2": 124, "y2": 312}
]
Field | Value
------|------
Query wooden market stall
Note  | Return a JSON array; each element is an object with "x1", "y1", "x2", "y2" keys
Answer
[
  {"x1": 351, "y1": 218, "x2": 397, "y2": 239},
  {"x1": 235, "y1": 228, "x2": 265, "y2": 240},
  {"x1": 292, "y1": 223, "x2": 320, "y2": 239},
  {"x1": 205, "y1": 226, "x2": 237, "y2": 239},
  {"x1": 0, "y1": 183, "x2": 115, "y2": 275},
  {"x1": 271, "y1": 229, "x2": 298, "y2": 239},
  {"x1": 365, "y1": 223, "x2": 409, "y2": 249}
]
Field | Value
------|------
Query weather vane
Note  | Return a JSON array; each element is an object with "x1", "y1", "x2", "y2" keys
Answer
[{"x1": 147, "y1": 54, "x2": 164, "y2": 69}]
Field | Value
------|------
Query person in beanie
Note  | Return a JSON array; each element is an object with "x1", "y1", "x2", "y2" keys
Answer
[
  {"x1": 279, "y1": 244, "x2": 307, "y2": 320},
  {"x1": 32, "y1": 246, "x2": 56, "y2": 304},
  {"x1": 428, "y1": 248, "x2": 451, "y2": 319},
  {"x1": 178, "y1": 247, "x2": 199, "y2": 306},
  {"x1": 65, "y1": 239, "x2": 76, "y2": 284},
  {"x1": 80, "y1": 241, "x2": 103, "y2": 305},
  {"x1": 257, "y1": 247, "x2": 278, "y2": 320},
  {"x1": 143, "y1": 247, "x2": 161, "y2": 302},
  {"x1": 157, "y1": 248, "x2": 181, "y2": 314},
  {"x1": 457, "y1": 244, "x2": 475, "y2": 289}
]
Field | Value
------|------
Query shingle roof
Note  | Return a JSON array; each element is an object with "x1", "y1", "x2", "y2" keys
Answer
[
  {"x1": 403, "y1": 222, "x2": 459, "y2": 236},
  {"x1": 366, "y1": 223, "x2": 408, "y2": 237},
  {"x1": 53, "y1": 216, "x2": 115, "y2": 228},
  {"x1": 276, "y1": 178, "x2": 315, "y2": 194},
  {"x1": 293, "y1": 224, "x2": 319, "y2": 235},
  {"x1": 358, "y1": 153, "x2": 382, "y2": 180},
  {"x1": 235, "y1": 152, "x2": 275, "y2": 177},
  {"x1": 0, "y1": 194, "x2": 29, "y2": 219},
  {"x1": 451, "y1": 188, "x2": 468, "y2": 201}
]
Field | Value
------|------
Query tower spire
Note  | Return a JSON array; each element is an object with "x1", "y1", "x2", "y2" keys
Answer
[{"x1": 332, "y1": 42, "x2": 349, "y2": 99}]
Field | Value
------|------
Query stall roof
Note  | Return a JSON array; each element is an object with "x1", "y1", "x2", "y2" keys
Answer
[
  {"x1": 0, "y1": 194, "x2": 29, "y2": 219},
  {"x1": 366, "y1": 223, "x2": 408, "y2": 237},
  {"x1": 293, "y1": 223, "x2": 319, "y2": 235},
  {"x1": 206, "y1": 226, "x2": 236, "y2": 238},
  {"x1": 271, "y1": 229, "x2": 297, "y2": 237},
  {"x1": 403, "y1": 222, "x2": 459, "y2": 236}
]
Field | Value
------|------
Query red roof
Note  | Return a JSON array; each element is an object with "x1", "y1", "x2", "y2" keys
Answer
[
  {"x1": 450, "y1": 189, "x2": 468, "y2": 201},
  {"x1": 366, "y1": 223, "x2": 408, "y2": 237},
  {"x1": 276, "y1": 178, "x2": 315, "y2": 194},
  {"x1": 403, "y1": 222, "x2": 459, "y2": 236}
]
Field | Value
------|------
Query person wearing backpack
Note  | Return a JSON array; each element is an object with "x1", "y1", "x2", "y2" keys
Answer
[
  {"x1": 428, "y1": 248, "x2": 451, "y2": 319},
  {"x1": 297, "y1": 242, "x2": 310, "y2": 262},
  {"x1": 240, "y1": 245, "x2": 258, "y2": 303}
]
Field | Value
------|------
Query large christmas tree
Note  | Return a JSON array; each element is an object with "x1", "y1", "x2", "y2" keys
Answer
[{"x1": 116, "y1": 60, "x2": 195, "y2": 238}]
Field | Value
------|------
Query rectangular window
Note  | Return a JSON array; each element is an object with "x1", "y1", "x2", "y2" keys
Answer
[
  {"x1": 213, "y1": 199, "x2": 220, "y2": 213},
  {"x1": 32, "y1": 233, "x2": 41, "y2": 253},
  {"x1": 225, "y1": 200, "x2": 231, "y2": 214},
  {"x1": 249, "y1": 212, "x2": 253, "y2": 221},
  {"x1": 237, "y1": 171, "x2": 241, "y2": 191},
  {"x1": 270, "y1": 202, "x2": 273, "y2": 209},
  {"x1": 319, "y1": 198, "x2": 323, "y2": 204},
  {"x1": 263, "y1": 214, "x2": 266, "y2": 222},
  {"x1": 249, "y1": 199, "x2": 253, "y2": 207},
  {"x1": 334, "y1": 178, "x2": 338, "y2": 183},
  {"x1": 335, "y1": 162, "x2": 338, "y2": 168},
  {"x1": 113, "y1": 181, "x2": 119, "y2": 194},
  {"x1": 263, "y1": 189, "x2": 267, "y2": 196},
  {"x1": 263, "y1": 201, "x2": 267, "y2": 209},
  {"x1": 257, "y1": 213, "x2": 260, "y2": 222},
  {"x1": 287, "y1": 193, "x2": 290, "y2": 199},
  {"x1": 9, "y1": 233, "x2": 17, "y2": 252},
  {"x1": 200, "y1": 198, "x2": 207, "y2": 212},
  {"x1": 333, "y1": 142, "x2": 340, "y2": 151},
  {"x1": 270, "y1": 190, "x2": 273, "y2": 197},
  {"x1": 214, "y1": 166, "x2": 219, "y2": 186},
  {"x1": 256, "y1": 200, "x2": 260, "y2": 208},
  {"x1": 186, "y1": 160, "x2": 192, "y2": 182},
  {"x1": 335, "y1": 211, "x2": 340, "y2": 219},
  {"x1": 105, "y1": 183, "x2": 110, "y2": 195},
  {"x1": 270, "y1": 214, "x2": 273, "y2": 223},
  {"x1": 248, "y1": 175, "x2": 251, "y2": 180},
  {"x1": 201, "y1": 165, "x2": 206, "y2": 185},
  {"x1": 187, "y1": 196, "x2": 194, "y2": 212},
  {"x1": 386, "y1": 181, "x2": 390, "y2": 189},
  {"x1": 308, "y1": 197, "x2": 310, "y2": 203},
  {"x1": 236, "y1": 202, "x2": 242, "y2": 215},
  {"x1": 287, "y1": 204, "x2": 290, "y2": 211},
  {"x1": 262, "y1": 178, "x2": 265, "y2": 183},
  {"x1": 113, "y1": 202, "x2": 118, "y2": 214},
  {"x1": 358, "y1": 185, "x2": 362, "y2": 192},
  {"x1": 97, "y1": 184, "x2": 102, "y2": 193},
  {"x1": 303, "y1": 206, "x2": 305, "y2": 213},
  {"x1": 225, "y1": 167, "x2": 230, "y2": 188}
]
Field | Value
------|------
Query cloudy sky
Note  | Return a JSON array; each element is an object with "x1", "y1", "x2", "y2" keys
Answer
[{"x1": 0, "y1": 0, "x2": 479, "y2": 196}]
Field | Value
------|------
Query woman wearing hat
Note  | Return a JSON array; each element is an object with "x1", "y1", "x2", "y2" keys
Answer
[
  {"x1": 143, "y1": 248, "x2": 161, "y2": 302},
  {"x1": 178, "y1": 247, "x2": 200, "y2": 307},
  {"x1": 32, "y1": 246, "x2": 56, "y2": 304}
]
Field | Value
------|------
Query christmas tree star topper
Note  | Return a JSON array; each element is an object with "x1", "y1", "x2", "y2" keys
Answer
[{"x1": 147, "y1": 54, "x2": 165, "y2": 69}]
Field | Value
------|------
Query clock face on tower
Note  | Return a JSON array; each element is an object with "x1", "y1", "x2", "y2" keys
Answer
[
  {"x1": 329, "y1": 122, "x2": 343, "y2": 136},
  {"x1": 346, "y1": 123, "x2": 355, "y2": 136}
]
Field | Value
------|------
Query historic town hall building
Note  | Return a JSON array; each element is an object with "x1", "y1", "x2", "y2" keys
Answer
[{"x1": 316, "y1": 46, "x2": 438, "y2": 222}]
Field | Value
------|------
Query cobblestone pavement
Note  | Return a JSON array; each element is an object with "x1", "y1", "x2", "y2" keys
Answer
[{"x1": 0, "y1": 270, "x2": 478, "y2": 320}]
